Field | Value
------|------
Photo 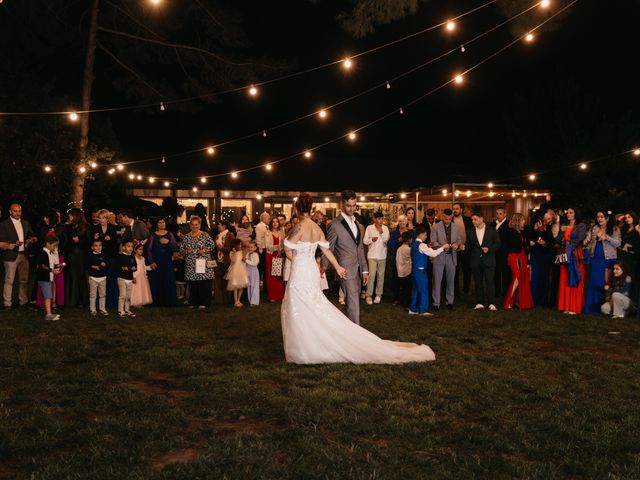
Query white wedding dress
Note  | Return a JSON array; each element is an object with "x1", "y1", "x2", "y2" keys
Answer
[{"x1": 281, "y1": 239, "x2": 436, "y2": 364}]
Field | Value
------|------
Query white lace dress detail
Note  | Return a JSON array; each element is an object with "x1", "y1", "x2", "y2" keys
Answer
[{"x1": 280, "y1": 239, "x2": 435, "y2": 364}]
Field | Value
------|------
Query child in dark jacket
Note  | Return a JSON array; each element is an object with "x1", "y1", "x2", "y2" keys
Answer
[
  {"x1": 87, "y1": 239, "x2": 109, "y2": 316},
  {"x1": 117, "y1": 240, "x2": 137, "y2": 317}
]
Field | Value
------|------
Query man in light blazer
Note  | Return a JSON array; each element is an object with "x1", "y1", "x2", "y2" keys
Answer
[
  {"x1": 322, "y1": 190, "x2": 369, "y2": 325},
  {"x1": 430, "y1": 208, "x2": 462, "y2": 311},
  {"x1": 466, "y1": 211, "x2": 502, "y2": 310},
  {"x1": 0, "y1": 203, "x2": 38, "y2": 307}
]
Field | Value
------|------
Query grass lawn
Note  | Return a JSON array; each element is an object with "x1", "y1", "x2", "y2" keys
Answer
[{"x1": 1, "y1": 296, "x2": 639, "y2": 479}]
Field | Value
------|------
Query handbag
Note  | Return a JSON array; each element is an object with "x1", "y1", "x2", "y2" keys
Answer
[{"x1": 271, "y1": 256, "x2": 283, "y2": 276}]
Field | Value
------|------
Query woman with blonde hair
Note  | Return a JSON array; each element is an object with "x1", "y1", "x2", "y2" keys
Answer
[{"x1": 503, "y1": 213, "x2": 533, "y2": 309}]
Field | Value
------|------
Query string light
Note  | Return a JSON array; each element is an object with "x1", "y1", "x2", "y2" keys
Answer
[
  {"x1": 256, "y1": 193, "x2": 263, "y2": 200},
  {"x1": 108, "y1": 168, "x2": 115, "y2": 175},
  {"x1": 200, "y1": 177, "x2": 207, "y2": 183},
  {"x1": 528, "y1": 174, "x2": 537, "y2": 181},
  {"x1": 579, "y1": 163, "x2": 588, "y2": 170},
  {"x1": 161, "y1": 156, "x2": 166, "y2": 163},
  {"x1": 317, "y1": 109, "x2": 328, "y2": 120},
  {"x1": 149, "y1": 177, "x2": 155, "y2": 184},
  {"x1": 117, "y1": 163, "x2": 124, "y2": 171},
  {"x1": 442, "y1": 189, "x2": 448, "y2": 196},
  {"x1": 525, "y1": 33, "x2": 535, "y2": 43},
  {"x1": 248, "y1": 85, "x2": 258, "y2": 97},
  {"x1": 159, "y1": 102, "x2": 165, "y2": 111},
  {"x1": 324, "y1": 197, "x2": 330, "y2": 202},
  {"x1": 386, "y1": 81, "x2": 391, "y2": 89},
  {"x1": 293, "y1": 197, "x2": 298, "y2": 202},
  {"x1": 342, "y1": 57, "x2": 353, "y2": 70},
  {"x1": 206, "y1": 146, "x2": 215, "y2": 156},
  {"x1": 129, "y1": 173, "x2": 135, "y2": 180},
  {"x1": 89, "y1": 161, "x2": 97, "y2": 169},
  {"x1": 360, "y1": 196, "x2": 366, "y2": 201},
  {"x1": 399, "y1": 107, "x2": 404, "y2": 115},
  {"x1": 303, "y1": 150, "x2": 312, "y2": 159},
  {"x1": 489, "y1": 191, "x2": 495, "y2": 197},
  {"x1": 223, "y1": 191, "x2": 230, "y2": 197},
  {"x1": 44, "y1": 165, "x2": 52, "y2": 173},
  {"x1": 446, "y1": 20, "x2": 456, "y2": 32},
  {"x1": 192, "y1": 186, "x2": 198, "y2": 192},
  {"x1": 262, "y1": 130, "x2": 267, "y2": 137},
  {"x1": 466, "y1": 190, "x2": 472, "y2": 197},
  {"x1": 347, "y1": 131, "x2": 357, "y2": 141},
  {"x1": 79, "y1": 166, "x2": 87, "y2": 173},
  {"x1": 460, "y1": 44, "x2": 466, "y2": 53},
  {"x1": 149, "y1": 0, "x2": 161, "y2": 5},
  {"x1": 137, "y1": 175, "x2": 142, "y2": 180},
  {"x1": 164, "y1": 181, "x2": 170, "y2": 187},
  {"x1": 454, "y1": 73, "x2": 464, "y2": 85},
  {"x1": 68, "y1": 112, "x2": 79, "y2": 122},
  {"x1": 400, "y1": 193, "x2": 407, "y2": 199},
  {"x1": 633, "y1": 148, "x2": 640, "y2": 157},
  {"x1": 488, "y1": 182, "x2": 494, "y2": 188},
  {"x1": 231, "y1": 172, "x2": 238, "y2": 179},
  {"x1": 540, "y1": 0, "x2": 551, "y2": 8},
  {"x1": 265, "y1": 163, "x2": 273, "y2": 171}
]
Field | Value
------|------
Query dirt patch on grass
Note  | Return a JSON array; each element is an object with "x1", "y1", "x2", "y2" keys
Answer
[
  {"x1": 150, "y1": 447, "x2": 199, "y2": 471},
  {"x1": 116, "y1": 372, "x2": 194, "y2": 400}
]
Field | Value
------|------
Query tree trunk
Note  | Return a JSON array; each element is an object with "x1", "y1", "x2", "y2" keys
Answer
[{"x1": 70, "y1": 0, "x2": 99, "y2": 208}]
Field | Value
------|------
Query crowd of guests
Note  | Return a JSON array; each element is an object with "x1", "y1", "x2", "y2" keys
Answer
[{"x1": 0, "y1": 200, "x2": 638, "y2": 321}]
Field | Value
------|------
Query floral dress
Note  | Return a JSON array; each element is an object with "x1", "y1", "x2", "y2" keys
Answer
[{"x1": 180, "y1": 232, "x2": 215, "y2": 281}]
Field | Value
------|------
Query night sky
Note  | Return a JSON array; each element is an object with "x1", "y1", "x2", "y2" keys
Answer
[{"x1": 3, "y1": 0, "x2": 639, "y2": 194}]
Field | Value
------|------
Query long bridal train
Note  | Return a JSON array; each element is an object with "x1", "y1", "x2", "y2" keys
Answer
[{"x1": 281, "y1": 239, "x2": 436, "y2": 364}]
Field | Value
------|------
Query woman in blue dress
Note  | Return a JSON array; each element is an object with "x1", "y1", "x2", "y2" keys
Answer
[
  {"x1": 147, "y1": 218, "x2": 178, "y2": 307},
  {"x1": 584, "y1": 211, "x2": 621, "y2": 314}
]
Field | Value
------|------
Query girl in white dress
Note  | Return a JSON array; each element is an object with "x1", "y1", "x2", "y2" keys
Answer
[
  {"x1": 226, "y1": 238, "x2": 249, "y2": 307},
  {"x1": 131, "y1": 243, "x2": 153, "y2": 307},
  {"x1": 281, "y1": 193, "x2": 436, "y2": 364}
]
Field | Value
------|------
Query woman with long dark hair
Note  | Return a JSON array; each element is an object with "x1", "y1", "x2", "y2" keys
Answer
[
  {"x1": 584, "y1": 210, "x2": 621, "y2": 314},
  {"x1": 556, "y1": 207, "x2": 587, "y2": 314},
  {"x1": 147, "y1": 217, "x2": 178, "y2": 307},
  {"x1": 65, "y1": 208, "x2": 90, "y2": 307}
]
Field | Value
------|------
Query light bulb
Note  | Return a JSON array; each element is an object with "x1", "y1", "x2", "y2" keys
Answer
[
  {"x1": 129, "y1": 173, "x2": 135, "y2": 180},
  {"x1": 79, "y1": 166, "x2": 87, "y2": 173},
  {"x1": 206, "y1": 146, "x2": 215, "y2": 155},
  {"x1": 161, "y1": 156, "x2": 166, "y2": 163},
  {"x1": 256, "y1": 193, "x2": 262, "y2": 200},
  {"x1": 488, "y1": 182, "x2": 493, "y2": 188},
  {"x1": 579, "y1": 163, "x2": 587, "y2": 170},
  {"x1": 466, "y1": 190, "x2": 472, "y2": 197},
  {"x1": 400, "y1": 193, "x2": 407, "y2": 199},
  {"x1": 360, "y1": 196, "x2": 366, "y2": 201},
  {"x1": 231, "y1": 172, "x2": 238, "y2": 179},
  {"x1": 386, "y1": 81, "x2": 391, "y2": 89},
  {"x1": 454, "y1": 74, "x2": 464, "y2": 84},
  {"x1": 68, "y1": 112, "x2": 79, "y2": 122},
  {"x1": 342, "y1": 57, "x2": 353, "y2": 70},
  {"x1": 525, "y1": 33, "x2": 535, "y2": 43},
  {"x1": 164, "y1": 181, "x2": 170, "y2": 187},
  {"x1": 399, "y1": 107, "x2": 404, "y2": 115},
  {"x1": 348, "y1": 131, "x2": 357, "y2": 141},
  {"x1": 223, "y1": 191, "x2": 230, "y2": 197},
  {"x1": 304, "y1": 150, "x2": 312, "y2": 159},
  {"x1": 446, "y1": 20, "x2": 456, "y2": 32},
  {"x1": 265, "y1": 163, "x2": 273, "y2": 171},
  {"x1": 108, "y1": 168, "x2": 115, "y2": 175},
  {"x1": 117, "y1": 163, "x2": 124, "y2": 171},
  {"x1": 89, "y1": 161, "x2": 97, "y2": 169},
  {"x1": 262, "y1": 130, "x2": 267, "y2": 137},
  {"x1": 540, "y1": 0, "x2": 550, "y2": 8},
  {"x1": 200, "y1": 177, "x2": 207, "y2": 183},
  {"x1": 528, "y1": 174, "x2": 537, "y2": 181},
  {"x1": 633, "y1": 148, "x2": 640, "y2": 157},
  {"x1": 192, "y1": 186, "x2": 198, "y2": 192},
  {"x1": 460, "y1": 44, "x2": 466, "y2": 53},
  {"x1": 442, "y1": 189, "x2": 448, "y2": 196},
  {"x1": 248, "y1": 85, "x2": 258, "y2": 97},
  {"x1": 159, "y1": 102, "x2": 165, "y2": 111},
  {"x1": 44, "y1": 165, "x2": 52, "y2": 173},
  {"x1": 324, "y1": 197, "x2": 329, "y2": 202},
  {"x1": 318, "y1": 109, "x2": 328, "y2": 119},
  {"x1": 149, "y1": 177, "x2": 155, "y2": 184},
  {"x1": 137, "y1": 175, "x2": 142, "y2": 180}
]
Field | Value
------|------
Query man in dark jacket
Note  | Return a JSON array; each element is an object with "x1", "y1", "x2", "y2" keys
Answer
[{"x1": 466, "y1": 211, "x2": 502, "y2": 310}]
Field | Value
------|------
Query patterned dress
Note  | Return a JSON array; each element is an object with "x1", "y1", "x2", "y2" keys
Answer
[{"x1": 181, "y1": 232, "x2": 215, "y2": 281}]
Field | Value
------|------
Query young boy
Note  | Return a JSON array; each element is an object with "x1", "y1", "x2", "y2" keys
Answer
[
  {"x1": 87, "y1": 239, "x2": 109, "y2": 316},
  {"x1": 395, "y1": 231, "x2": 414, "y2": 309},
  {"x1": 36, "y1": 236, "x2": 61, "y2": 321},
  {"x1": 117, "y1": 240, "x2": 137, "y2": 317},
  {"x1": 409, "y1": 226, "x2": 448, "y2": 316}
]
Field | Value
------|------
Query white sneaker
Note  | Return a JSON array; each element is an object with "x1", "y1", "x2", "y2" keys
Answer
[
  {"x1": 373, "y1": 296, "x2": 381, "y2": 304},
  {"x1": 421, "y1": 311, "x2": 433, "y2": 316},
  {"x1": 488, "y1": 304, "x2": 498, "y2": 311},
  {"x1": 474, "y1": 304, "x2": 485, "y2": 310},
  {"x1": 366, "y1": 296, "x2": 373, "y2": 305},
  {"x1": 45, "y1": 314, "x2": 60, "y2": 321},
  {"x1": 408, "y1": 310, "x2": 418, "y2": 315}
]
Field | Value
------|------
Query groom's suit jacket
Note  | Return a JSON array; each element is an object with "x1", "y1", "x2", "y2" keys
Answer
[
  {"x1": 465, "y1": 225, "x2": 501, "y2": 268},
  {"x1": 322, "y1": 215, "x2": 368, "y2": 279}
]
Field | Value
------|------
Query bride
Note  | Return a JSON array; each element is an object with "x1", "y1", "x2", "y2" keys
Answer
[{"x1": 281, "y1": 193, "x2": 436, "y2": 364}]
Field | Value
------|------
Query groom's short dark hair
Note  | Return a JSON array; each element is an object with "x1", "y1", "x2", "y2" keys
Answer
[{"x1": 341, "y1": 190, "x2": 357, "y2": 202}]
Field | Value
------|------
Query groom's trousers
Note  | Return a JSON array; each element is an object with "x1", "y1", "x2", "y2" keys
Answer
[
  {"x1": 432, "y1": 254, "x2": 456, "y2": 307},
  {"x1": 340, "y1": 271, "x2": 361, "y2": 325}
]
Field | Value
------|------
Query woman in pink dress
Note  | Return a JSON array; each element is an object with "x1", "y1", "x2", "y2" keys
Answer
[{"x1": 265, "y1": 218, "x2": 285, "y2": 302}]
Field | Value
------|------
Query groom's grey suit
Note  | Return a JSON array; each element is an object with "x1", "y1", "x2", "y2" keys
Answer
[{"x1": 323, "y1": 214, "x2": 368, "y2": 325}]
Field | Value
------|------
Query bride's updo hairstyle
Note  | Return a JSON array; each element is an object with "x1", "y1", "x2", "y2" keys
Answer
[{"x1": 295, "y1": 193, "x2": 314, "y2": 215}]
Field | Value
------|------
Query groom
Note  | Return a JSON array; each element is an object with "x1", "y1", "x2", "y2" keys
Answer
[{"x1": 322, "y1": 190, "x2": 369, "y2": 324}]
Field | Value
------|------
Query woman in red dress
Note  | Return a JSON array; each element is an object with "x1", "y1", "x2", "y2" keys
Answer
[
  {"x1": 503, "y1": 213, "x2": 534, "y2": 310},
  {"x1": 265, "y1": 217, "x2": 285, "y2": 302},
  {"x1": 556, "y1": 207, "x2": 587, "y2": 314}
]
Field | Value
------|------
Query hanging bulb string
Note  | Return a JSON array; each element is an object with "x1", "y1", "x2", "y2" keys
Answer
[
  {"x1": 162, "y1": 1, "x2": 578, "y2": 183},
  {"x1": 112, "y1": 0, "x2": 546, "y2": 167},
  {"x1": 0, "y1": 0, "x2": 505, "y2": 117}
]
